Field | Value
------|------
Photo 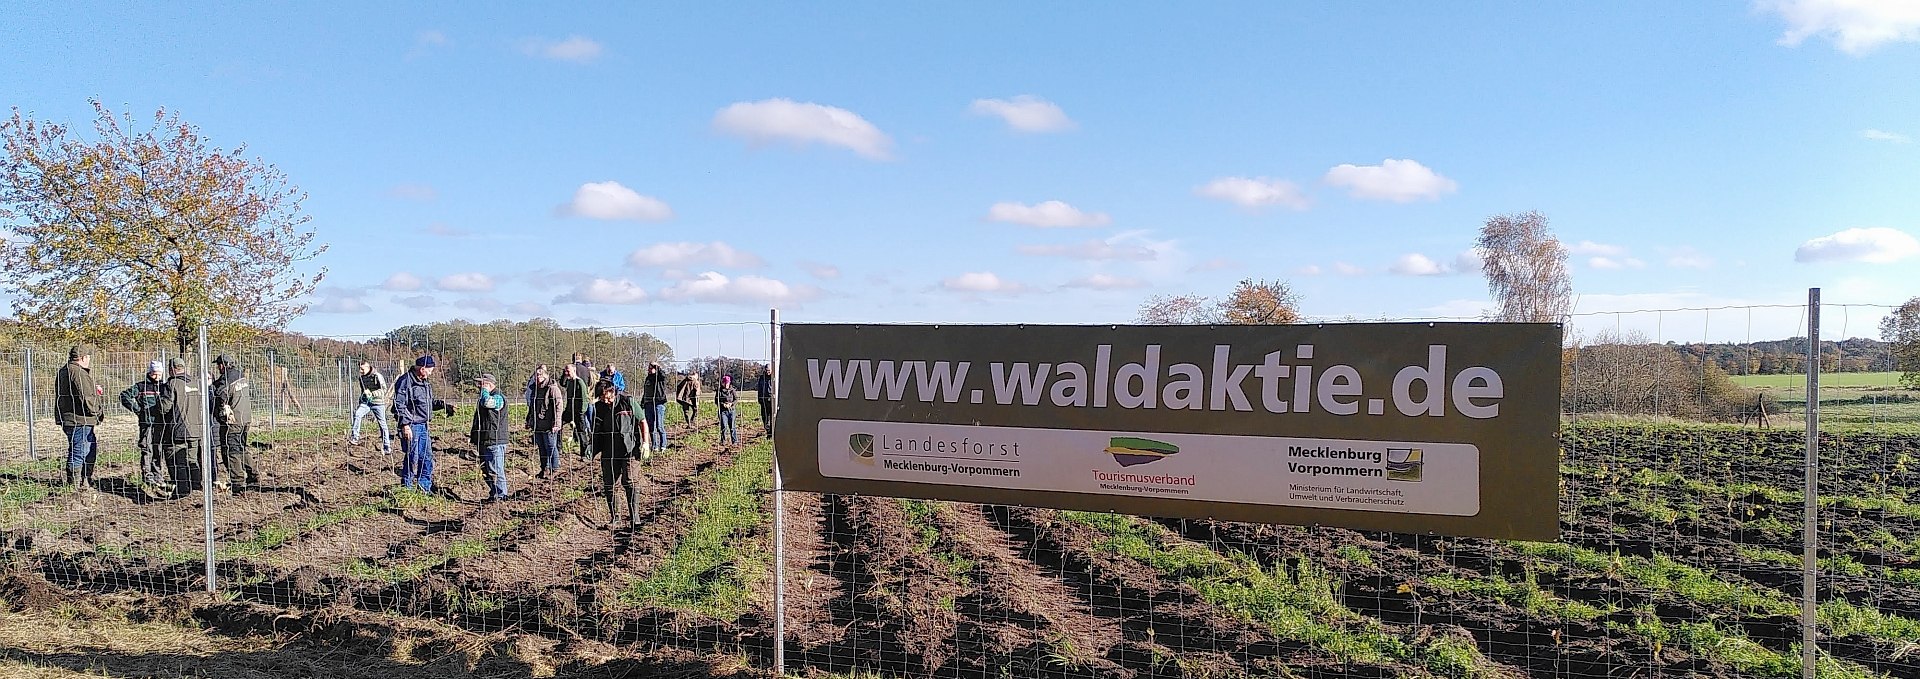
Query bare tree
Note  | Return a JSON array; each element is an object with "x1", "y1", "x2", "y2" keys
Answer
[
  {"x1": 1137, "y1": 279, "x2": 1300, "y2": 325},
  {"x1": 1137, "y1": 293, "x2": 1218, "y2": 325},
  {"x1": 1476, "y1": 210, "x2": 1570, "y2": 323}
]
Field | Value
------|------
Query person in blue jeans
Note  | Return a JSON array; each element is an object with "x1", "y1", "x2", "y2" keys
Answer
[
  {"x1": 715, "y1": 374, "x2": 740, "y2": 446},
  {"x1": 526, "y1": 365, "x2": 564, "y2": 479},
  {"x1": 638, "y1": 362, "x2": 670, "y2": 451},
  {"x1": 54, "y1": 344, "x2": 104, "y2": 490},
  {"x1": 468, "y1": 372, "x2": 510, "y2": 502},
  {"x1": 393, "y1": 355, "x2": 450, "y2": 493},
  {"x1": 350, "y1": 361, "x2": 393, "y2": 455}
]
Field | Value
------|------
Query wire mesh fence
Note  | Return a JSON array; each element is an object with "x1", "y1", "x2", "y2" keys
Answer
[{"x1": 1, "y1": 305, "x2": 1916, "y2": 678}]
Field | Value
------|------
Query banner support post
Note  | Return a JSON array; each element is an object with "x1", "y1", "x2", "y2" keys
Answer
[
  {"x1": 1802, "y1": 288, "x2": 1820, "y2": 679},
  {"x1": 770, "y1": 307, "x2": 786, "y2": 676}
]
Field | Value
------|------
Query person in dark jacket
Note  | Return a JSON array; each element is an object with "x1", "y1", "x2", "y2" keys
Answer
[
  {"x1": 211, "y1": 355, "x2": 259, "y2": 493},
  {"x1": 54, "y1": 344, "x2": 104, "y2": 490},
  {"x1": 754, "y1": 367, "x2": 775, "y2": 434},
  {"x1": 393, "y1": 355, "x2": 452, "y2": 493},
  {"x1": 675, "y1": 371, "x2": 701, "y2": 426},
  {"x1": 559, "y1": 363, "x2": 593, "y2": 459},
  {"x1": 589, "y1": 381, "x2": 649, "y2": 529},
  {"x1": 468, "y1": 373, "x2": 510, "y2": 502},
  {"x1": 638, "y1": 362, "x2": 670, "y2": 451},
  {"x1": 160, "y1": 358, "x2": 208, "y2": 499},
  {"x1": 715, "y1": 375, "x2": 740, "y2": 447},
  {"x1": 526, "y1": 365, "x2": 564, "y2": 479},
  {"x1": 118, "y1": 361, "x2": 171, "y2": 499}
]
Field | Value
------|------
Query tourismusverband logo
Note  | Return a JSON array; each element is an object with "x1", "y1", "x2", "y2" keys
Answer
[
  {"x1": 1104, "y1": 436, "x2": 1179, "y2": 467},
  {"x1": 850, "y1": 432, "x2": 876, "y2": 465}
]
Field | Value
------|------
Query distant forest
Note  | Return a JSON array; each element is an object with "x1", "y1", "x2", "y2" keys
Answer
[{"x1": 1666, "y1": 337, "x2": 1893, "y2": 375}]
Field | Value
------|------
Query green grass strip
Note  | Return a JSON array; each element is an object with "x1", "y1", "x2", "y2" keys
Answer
[{"x1": 618, "y1": 434, "x2": 772, "y2": 619}]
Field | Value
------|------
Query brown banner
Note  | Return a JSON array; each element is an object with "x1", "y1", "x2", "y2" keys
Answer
[{"x1": 774, "y1": 323, "x2": 1561, "y2": 541}]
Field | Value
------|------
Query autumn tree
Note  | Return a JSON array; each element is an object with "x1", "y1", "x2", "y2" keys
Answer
[
  {"x1": 1476, "y1": 210, "x2": 1571, "y2": 323},
  {"x1": 1137, "y1": 279, "x2": 1301, "y2": 325},
  {"x1": 0, "y1": 101, "x2": 325, "y2": 353},
  {"x1": 1882, "y1": 297, "x2": 1920, "y2": 389}
]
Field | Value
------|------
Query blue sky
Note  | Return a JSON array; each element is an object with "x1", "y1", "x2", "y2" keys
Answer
[{"x1": 4, "y1": 2, "x2": 1919, "y2": 350}]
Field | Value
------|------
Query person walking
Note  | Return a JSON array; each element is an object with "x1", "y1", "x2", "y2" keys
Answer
[
  {"x1": 211, "y1": 355, "x2": 259, "y2": 493},
  {"x1": 675, "y1": 370, "x2": 701, "y2": 426},
  {"x1": 715, "y1": 374, "x2": 740, "y2": 447},
  {"x1": 160, "y1": 358, "x2": 208, "y2": 499},
  {"x1": 393, "y1": 355, "x2": 449, "y2": 493},
  {"x1": 468, "y1": 373, "x2": 510, "y2": 502},
  {"x1": 118, "y1": 361, "x2": 171, "y2": 499},
  {"x1": 754, "y1": 366, "x2": 775, "y2": 434},
  {"x1": 639, "y1": 362, "x2": 670, "y2": 451},
  {"x1": 55, "y1": 344, "x2": 104, "y2": 491},
  {"x1": 527, "y1": 365, "x2": 565, "y2": 479},
  {"x1": 350, "y1": 361, "x2": 393, "y2": 455},
  {"x1": 589, "y1": 381, "x2": 649, "y2": 530},
  {"x1": 559, "y1": 363, "x2": 592, "y2": 460}
]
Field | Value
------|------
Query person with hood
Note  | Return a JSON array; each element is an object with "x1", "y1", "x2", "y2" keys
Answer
[
  {"x1": 159, "y1": 358, "x2": 209, "y2": 499},
  {"x1": 118, "y1": 361, "x2": 171, "y2": 499},
  {"x1": 393, "y1": 355, "x2": 454, "y2": 493},
  {"x1": 639, "y1": 362, "x2": 671, "y2": 451},
  {"x1": 559, "y1": 362, "x2": 593, "y2": 460},
  {"x1": 675, "y1": 370, "x2": 702, "y2": 426},
  {"x1": 715, "y1": 374, "x2": 740, "y2": 447},
  {"x1": 589, "y1": 381, "x2": 649, "y2": 530},
  {"x1": 754, "y1": 366, "x2": 775, "y2": 434},
  {"x1": 54, "y1": 344, "x2": 104, "y2": 490},
  {"x1": 350, "y1": 360, "x2": 392, "y2": 455},
  {"x1": 468, "y1": 373, "x2": 510, "y2": 502},
  {"x1": 211, "y1": 355, "x2": 259, "y2": 493},
  {"x1": 526, "y1": 364, "x2": 565, "y2": 479}
]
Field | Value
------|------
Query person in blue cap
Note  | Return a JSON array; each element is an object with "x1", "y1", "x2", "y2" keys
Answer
[{"x1": 393, "y1": 355, "x2": 453, "y2": 492}]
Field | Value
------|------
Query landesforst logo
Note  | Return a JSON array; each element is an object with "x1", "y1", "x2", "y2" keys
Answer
[
  {"x1": 1103, "y1": 436, "x2": 1180, "y2": 467},
  {"x1": 1386, "y1": 447, "x2": 1423, "y2": 482},
  {"x1": 849, "y1": 433, "x2": 876, "y2": 465}
]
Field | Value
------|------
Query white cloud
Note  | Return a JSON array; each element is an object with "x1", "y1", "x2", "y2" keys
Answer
[
  {"x1": 559, "y1": 181, "x2": 673, "y2": 222},
  {"x1": 1761, "y1": 0, "x2": 1920, "y2": 55},
  {"x1": 1453, "y1": 249, "x2": 1485, "y2": 274},
  {"x1": 1664, "y1": 247, "x2": 1715, "y2": 269},
  {"x1": 1296, "y1": 264, "x2": 1323, "y2": 276},
  {"x1": 713, "y1": 98, "x2": 893, "y2": 160},
  {"x1": 986, "y1": 200, "x2": 1111, "y2": 228},
  {"x1": 659, "y1": 271, "x2": 815, "y2": 306},
  {"x1": 968, "y1": 95, "x2": 1075, "y2": 133},
  {"x1": 801, "y1": 262, "x2": 842, "y2": 280},
  {"x1": 1334, "y1": 262, "x2": 1368, "y2": 276},
  {"x1": 1795, "y1": 226, "x2": 1920, "y2": 263},
  {"x1": 383, "y1": 272, "x2": 424, "y2": 292},
  {"x1": 436, "y1": 272, "x2": 495, "y2": 292},
  {"x1": 387, "y1": 183, "x2": 438, "y2": 202},
  {"x1": 1194, "y1": 176, "x2": 1310, "y2": 210},
  {"x1": 1190, "y1": 257, "x2": 1237, "y2": 272},
  {"x1": 1063, "y1": 274, "x2": 1146, "y2": 290},
  {"x1": 455, "y1": 297, "x2": 504, "y2": 313},
  {"x1": 406, "y1": 31, "x2": 450, "y2": 60},
  {"x1": 555, "y1": 278, "x2": 650, "y2": 305},
  {"x1": 567, "y1": 317, "x2": 602, "y2": 327},
  {"x1": 1017, "y1": 239, "x2": 1154, "y2": 261},
  {"x1": 1324, "y1": 159, "x2": 1458, "y2": 202},
  {"x1": 313, "y1": 289, "x2": 370, "y2": 314},
  {"x1": 1389, "y1": 253, "x2": 1450, "y2": 276},
  {"x1": 941, "y1": 272, "x2": 1025, "y2": 294},
  {"x1": 1588, "y1": 256, "x2": 1648, "y2": 270},
  {"x1": 510, "y1": 301, "x2": 550, "y2": 316},
  {"x1": 394, "y1": 294, "x2": 440, "y2": 309},
  {"x1": 1863, "y1": 128, "x2": 1913, "y2": 143},
  {"x1": 627, "y1": 242, "x2": 765, "y2": 269},
  {"x1": 521, "y1": 35, "x2": 603, "y2": 63},
  {"x1": 1566, "y1": 240, "x2": 1628, "y2": 256}
]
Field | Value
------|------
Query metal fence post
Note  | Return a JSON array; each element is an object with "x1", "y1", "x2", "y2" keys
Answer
[
  {"x1": 24, "y1": 346, "x2": 36, "y2": 461},
  {"x1": 770, "y1": 307, "x2": 785, "y2": 676},
  {"x1": 199, "y1": 322, "x2": 218, "y2": 593},
  {"x1": 267, "y1": 349, "x2": 277, "y2": 430},
  {"x1": 1802, "y1": 287, "x2": 1820, "y2": 679}
]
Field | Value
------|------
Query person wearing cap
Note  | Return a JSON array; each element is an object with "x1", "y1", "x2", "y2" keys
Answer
[
  {"x1": 558, "y1": 363, "x2": 593, "y2": 460},
  {"x1": 159, "y1": 357, "x2": 208, "y2": 499},
  {"x1": 754, "y1": 366, "x2": 775, "y2": 435},
  {"x1": 468, "y1": 373, "x2": 510, "y2": 502},
  {"x1": 589, "y1": 380, "x2": 649, "y2": 529},
  {"x1": 715, "y1": 374, "x2": 740, "y2": 447},
  {"x1": 639, "y1": 362, "x2": 671, "y2": 451},
  {"x1": 54, "y1": 344, "x2": 105, "y2": 490},
  {"x1": 526, "y1": 365, "x2": 565, "y2": 479},
  {"x1": 118, "y1": 361, "x2": 172, "y2": 499},
  {"x1": 674, "y1": 370, "x2": 702, "y2": 426},
  {"x1": 350, "y1": 360, "x2": 393, "y2": 455},
  {"x1": 392, "y1": 355, "x2": 448, "y2": 493},
  {"x1": 602, "y1": 363, "x2": 628, "y2": 395},
  {"x1": 211, "y1": 355, "x2": 259, "y2": 493}
]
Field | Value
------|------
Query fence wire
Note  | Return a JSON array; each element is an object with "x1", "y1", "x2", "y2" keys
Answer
[{"x1": 1, "y1": 307, "x2": 1916, "y2": 679}]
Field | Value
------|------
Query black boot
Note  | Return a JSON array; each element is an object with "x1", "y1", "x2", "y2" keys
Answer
[
  {"x1": 65, "y1": 467, "x2": 77, "y2": 489},
  {"x1": 80, "y1": 463, "x2": 96, "y2": 489},
  {"x1": 625, "y1": 486, "x2": 639, "y2": 529},
  {"x1": 606, "y1": 495, "x2": 620, "y2": 530}
]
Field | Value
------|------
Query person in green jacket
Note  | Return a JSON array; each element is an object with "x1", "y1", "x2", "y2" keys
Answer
[{"x1": 55, "y1": 344, "x2": 104, "y2": 490}]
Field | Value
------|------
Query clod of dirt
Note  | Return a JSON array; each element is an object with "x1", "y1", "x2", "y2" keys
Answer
[{"x1": 0, "y1": 568, "x2": 68, "y2": 612}]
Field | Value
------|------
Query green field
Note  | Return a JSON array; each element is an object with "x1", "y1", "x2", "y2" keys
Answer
[{"x1": 1730, "y1": 372, "x2": 1905, "y2": 389}]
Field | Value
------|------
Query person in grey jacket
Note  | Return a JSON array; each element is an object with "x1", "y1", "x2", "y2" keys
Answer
[
  {"x1": 211, "y1": 355, "x2": 258, "y2": 493},
  {"x1": 161, "y1": 358, "x2": 208, "y2": 499},
  {"x1": 54, "y1": 344, "x2": 104, "y2": 490}
]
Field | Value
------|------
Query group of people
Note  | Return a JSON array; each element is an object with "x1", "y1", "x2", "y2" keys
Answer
[
  {"x1": 346, "y1": 352, "x2": 776, "y2": 528},
  {"x1": 53, "y1": 345, "x2": 259, "y2": 500}
]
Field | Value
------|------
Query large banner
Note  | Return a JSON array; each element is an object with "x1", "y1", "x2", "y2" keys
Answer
[{"x1": 774, "y1": 323, "x2": 1561, "y2": 541}]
